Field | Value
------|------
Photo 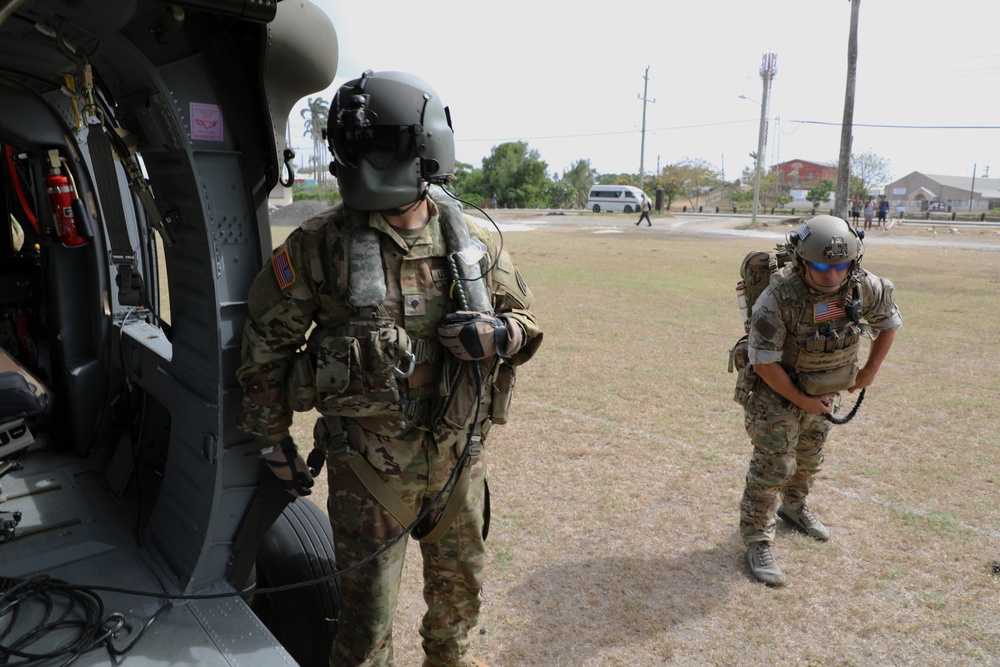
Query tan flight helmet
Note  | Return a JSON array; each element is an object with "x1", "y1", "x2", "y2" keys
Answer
[{"x1": 787, "y1": 214, "x2": 864, "y2": 271}]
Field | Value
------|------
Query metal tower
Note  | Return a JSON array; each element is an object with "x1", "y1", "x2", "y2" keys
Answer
[{"x1": 752, "y1": 53, "x2": 777, "y2": 225}]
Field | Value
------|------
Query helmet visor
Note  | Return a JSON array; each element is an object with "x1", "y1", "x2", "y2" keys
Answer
[{"x1": 333, "y1": 124, "x2": 417, "y2": 169}]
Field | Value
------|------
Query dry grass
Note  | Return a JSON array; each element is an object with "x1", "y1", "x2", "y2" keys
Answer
[{"x1": 287, "y1": 218, "x2": 1000, "y2": 666}]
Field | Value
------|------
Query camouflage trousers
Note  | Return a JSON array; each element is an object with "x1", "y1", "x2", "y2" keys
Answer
[
  {"x1": 739, "y1": 386, "x2": 836, "y2": 545},
  {"x1": 326, "y1": 419, "x2": 487, "y2": 667}
]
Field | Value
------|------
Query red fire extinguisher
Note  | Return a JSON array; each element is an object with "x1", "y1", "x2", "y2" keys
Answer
[{"x1": 45, "y1": 169, "x2": 88, "y2": 247}]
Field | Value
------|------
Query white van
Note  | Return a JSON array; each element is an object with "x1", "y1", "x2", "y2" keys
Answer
[{"x1": 586, "y1": 185, "x2": 650, "y2": 213}]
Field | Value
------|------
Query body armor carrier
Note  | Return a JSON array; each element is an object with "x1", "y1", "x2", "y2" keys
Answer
[
  {"x1": 288, "y1": 187, "x2": 497, "y2": 425},
  {"x1": 770, "y1": 267, "x2": 862, "y2": 395}
]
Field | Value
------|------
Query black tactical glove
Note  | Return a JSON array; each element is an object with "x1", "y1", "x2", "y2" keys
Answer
[
  {"x1": 438, "y1": 311, "x2": 524, "y2": 361},
  {"x1": 259, "y1": 436, "x2": 314, "y2": 497}
]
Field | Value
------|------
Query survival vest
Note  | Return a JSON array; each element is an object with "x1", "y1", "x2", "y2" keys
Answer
[{"x1": 286, "y1": 187, "x2": 508, "y2": 429}]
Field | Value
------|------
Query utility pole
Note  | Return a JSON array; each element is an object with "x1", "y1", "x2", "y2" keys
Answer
[
  {"x1": 752, "y1": 53, "x2": 777, "y2": 226},
  {"x1": 969, "y1": 163, "x2": 976, "y2": 212},
  {"x1": 637, "y1": 66, "x2": 655, "y2": 190},
  {"x1": 835, "y1": 0, "x2": 861, "y2": 218}
]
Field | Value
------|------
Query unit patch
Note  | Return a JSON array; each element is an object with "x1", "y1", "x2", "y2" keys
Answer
[
  {"x1": 272, "y1": 248, "x2": 296, "y2": 289},
  {"x1": 814, "y1": 299, "x2": 845, "y2": 323}
]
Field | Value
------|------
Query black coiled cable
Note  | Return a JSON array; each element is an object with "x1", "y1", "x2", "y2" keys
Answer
[
  {"x1": 0, "y1": 574, "x2": 170, "y2": 666},
  {"x1": 824, "y1": 387, "x2": 866, "y2": 425}
]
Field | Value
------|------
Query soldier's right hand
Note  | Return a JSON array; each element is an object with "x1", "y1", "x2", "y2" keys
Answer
[
  {"x1": 259, "y1": 437, "x2": 314, "y2": 497},
  {"x1": 797, "y1": 395, "x2": 832, "y2": 415}
]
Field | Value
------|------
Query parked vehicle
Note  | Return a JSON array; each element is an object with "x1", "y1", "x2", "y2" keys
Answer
[{"x1": 587, "y1": 185, "x2": 649, "y2": 213}]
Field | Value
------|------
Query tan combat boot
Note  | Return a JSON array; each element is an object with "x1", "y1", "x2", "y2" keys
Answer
[
  {"x1": 778, "y1": 502, "x2": 830, "y2": 541},
  {"x1": 745, "y1": 541, "x2": 786, "y2": 587}
]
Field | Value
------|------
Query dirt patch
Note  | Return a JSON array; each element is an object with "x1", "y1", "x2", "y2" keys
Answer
[{"x1": 267, "y1": 199, "x2": 331, "y2": 227}]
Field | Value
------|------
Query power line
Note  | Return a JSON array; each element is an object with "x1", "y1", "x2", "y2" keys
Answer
[
  {"x1": 455, "y1": 119, "x2": 756, "y2": 143},
  {"x1": 454, "y1": 119, "x2": 1000, "y2": 147},
  {"x1": 787, "y1": 119, "x2": 1000, "y2": 130}
]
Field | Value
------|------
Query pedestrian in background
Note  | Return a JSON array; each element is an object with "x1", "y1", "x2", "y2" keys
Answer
[
  {"x1": 851, "y1": 197, "x2": 862, "y2": 228},
  {"x1": 864, "y1": 197, "x2": 875, "y2": 231},
  {"x1": 635, "y1": 196, "x2": 652, "y2": 226},
  {"x1": 877, "y1": 198, "x2": 889, "y2": 230}
]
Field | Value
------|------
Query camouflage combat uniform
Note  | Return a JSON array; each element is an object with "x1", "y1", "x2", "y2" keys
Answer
[
  {"x1": 739, "y1": 266, "x2": 901, "y2": 545},
  {"x1": 236, "y1": 191, "x2": 541, "y2": 667}
]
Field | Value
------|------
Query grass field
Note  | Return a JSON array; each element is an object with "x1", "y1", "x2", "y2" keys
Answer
[{"x1": 283, "y1": 215, "x2": 1000, "y2": 666}]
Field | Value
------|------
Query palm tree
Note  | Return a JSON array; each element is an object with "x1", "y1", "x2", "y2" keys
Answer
[
  {"x1": 300, "y1": 97, "x2": 329, "y2": 185},
  {"x1": 562, "y1": 159, "x2": 598, "y2": 209},
  {"x1": 835, "y1": 0, "x2": 861, "y2": 218}
]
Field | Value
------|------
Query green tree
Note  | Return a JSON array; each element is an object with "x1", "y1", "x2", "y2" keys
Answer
[
  {"x1": 679, "y1": 158, "x2": 724, "y2": 210},
  {"x1": 561, "y1": 159, "x2": 597, "y2": 208},
  {"x1": 546, "y1": 179, "x2": 577, "y2": 209},
  {"x1": 759, "y1": 170, "x2": 796, "y2": 211},
  {"x1": 658, "y1": 165, "x2": 686, "y2": 210},
  {"x1": 300, "y1": 97, "x2": 329, "y2": 185},
  {"x1": 597, "y1": 173, "x2": 637, "y2": 186},
  {"x1": 847, "y1": 150, "x2": 892, "y2": 200},
  {"x1": 449, "y1": 161, "x2": 488, "y2": 205},
  {"x1": 807, "y1": 179, "x2": 835, "y2": 210},
  {"x1": 481, "y1": 141, "x2": 549, "y2": 208}
]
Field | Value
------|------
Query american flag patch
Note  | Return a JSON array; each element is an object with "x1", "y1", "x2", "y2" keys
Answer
[
  {"x1": 814, "y1": 299, "x2": 846, "y2": 323},
  {"x1": 272, "y1": 248, "x2": 296, "y2": 289}
]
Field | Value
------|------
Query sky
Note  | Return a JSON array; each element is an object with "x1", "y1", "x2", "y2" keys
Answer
[{"x1": 288, "y1": 0, "x2": 1000, "y2": 185}]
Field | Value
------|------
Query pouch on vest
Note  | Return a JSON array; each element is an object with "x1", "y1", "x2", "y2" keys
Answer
[
  {"x1": 490, "y1": 362, "x2": 516, "y2": 425},
  {"x1": 796, "y1": 362, "x2": 858, "y2": 396},
  {"x1": 287, "y1": 351, "x2": 317, "y2": 412},
  {"x1": 728, "y1": 335, "x2": 757, "y2": 407},
  {"x1": 434, "y1": 354, "x2": 493, "y2": 432},
  {"x1": 308, "y1": 330, "x2": 402, "y2": 417}
]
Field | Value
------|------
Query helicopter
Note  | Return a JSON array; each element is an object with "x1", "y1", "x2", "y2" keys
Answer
[{"x1": 0, "y1": 0, "x2": 341, "y2": 664}]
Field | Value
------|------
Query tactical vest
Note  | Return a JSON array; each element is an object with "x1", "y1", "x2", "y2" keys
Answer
[
  {"x1": 287, "y1": 188, "x2": 501, "y2": 427},
  {"x1": 769, "y1": 266, "x2": 862, "y2": 395}
]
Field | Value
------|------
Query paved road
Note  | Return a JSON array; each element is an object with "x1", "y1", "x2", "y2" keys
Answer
[{"x1": 488, "y1": 210, "x2": 1000, "y2": 252}]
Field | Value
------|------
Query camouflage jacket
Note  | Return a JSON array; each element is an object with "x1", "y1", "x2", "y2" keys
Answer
[{"x1": 236, "y1": 193, "x2": 541, "y2": 444}]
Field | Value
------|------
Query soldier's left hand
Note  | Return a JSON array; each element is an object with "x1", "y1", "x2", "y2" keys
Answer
[
  {"x1": 438, "y1": 311, "x2": 523, "y2": 361},
  {"x1": 848, "y1": 366, "x2": 877, "y2": 392}
]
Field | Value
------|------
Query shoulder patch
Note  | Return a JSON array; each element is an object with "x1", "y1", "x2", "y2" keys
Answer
[{"x1": 272, "y1": 247, "x2": 296, "y2": 289}]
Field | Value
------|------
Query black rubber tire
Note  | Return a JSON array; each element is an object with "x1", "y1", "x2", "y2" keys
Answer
[
  {"x1": 624, "y1": 205, "x2": 633, "y2": 213},
  {"x1": 592, "y1": 204, "x2": 600, "y2": 213},
  {"x1": 251, "y1": 498, "x2": 340, "y2": 667}
]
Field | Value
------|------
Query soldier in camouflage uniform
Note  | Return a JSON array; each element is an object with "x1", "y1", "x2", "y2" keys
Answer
[
  {"x1": 739, "y1": 215, "x2": 901, "y2": 586},
  {"x1": 236, "y1": 71, "x2": 541, "y2": 666}
]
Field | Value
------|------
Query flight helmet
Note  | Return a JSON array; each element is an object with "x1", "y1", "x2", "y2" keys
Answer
[{"x1": 328, "y1": 70, "x2": 455, "y2": 211}]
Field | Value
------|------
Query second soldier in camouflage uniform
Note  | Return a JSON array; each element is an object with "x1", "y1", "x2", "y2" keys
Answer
[
  {"x1": 738, "y1": 215, "x2": 901, "y2": 586},
  {"x1": 236, "y1": 71, "x2": 541, "y2": 666}
]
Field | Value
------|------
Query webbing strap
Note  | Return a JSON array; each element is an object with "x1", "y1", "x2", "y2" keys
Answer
[
  {"x1": 337, "y1": 447, "x2": 419, "y2": 529},
  {"x1": 87, "y1": 128, "x2": 134, "y2": 261},
  {"x1": 417, "y1": 452, "x2": 475, "y2": 544},
  {"x1": 88, "y1": 128, "x2": 145, "y2": 307},
  {"x1": 335, "y1": 445, "x2": 478, "y2": 545}
]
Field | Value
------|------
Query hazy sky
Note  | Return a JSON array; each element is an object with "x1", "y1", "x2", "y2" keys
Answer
[{"x1": 290, "y1": 0, "x2": 1000, "y2": 184}]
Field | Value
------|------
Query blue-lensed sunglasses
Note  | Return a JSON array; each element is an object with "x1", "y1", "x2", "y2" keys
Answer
[{"x1": 808, "y1": 260, "x2": 851, "y2": 272}]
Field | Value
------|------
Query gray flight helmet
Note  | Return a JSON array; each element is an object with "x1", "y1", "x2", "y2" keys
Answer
[
  {"x1": 328, "y1": 70, "x2": 455, "y2": 211},
  {"x1": 788, "y1": 214, "x2": 864, "y2": 266}
]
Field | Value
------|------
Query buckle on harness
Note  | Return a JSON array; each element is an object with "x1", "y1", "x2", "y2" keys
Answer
[{"x1": 392, "y1": 349, "x2": 416, "y2": 379}]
